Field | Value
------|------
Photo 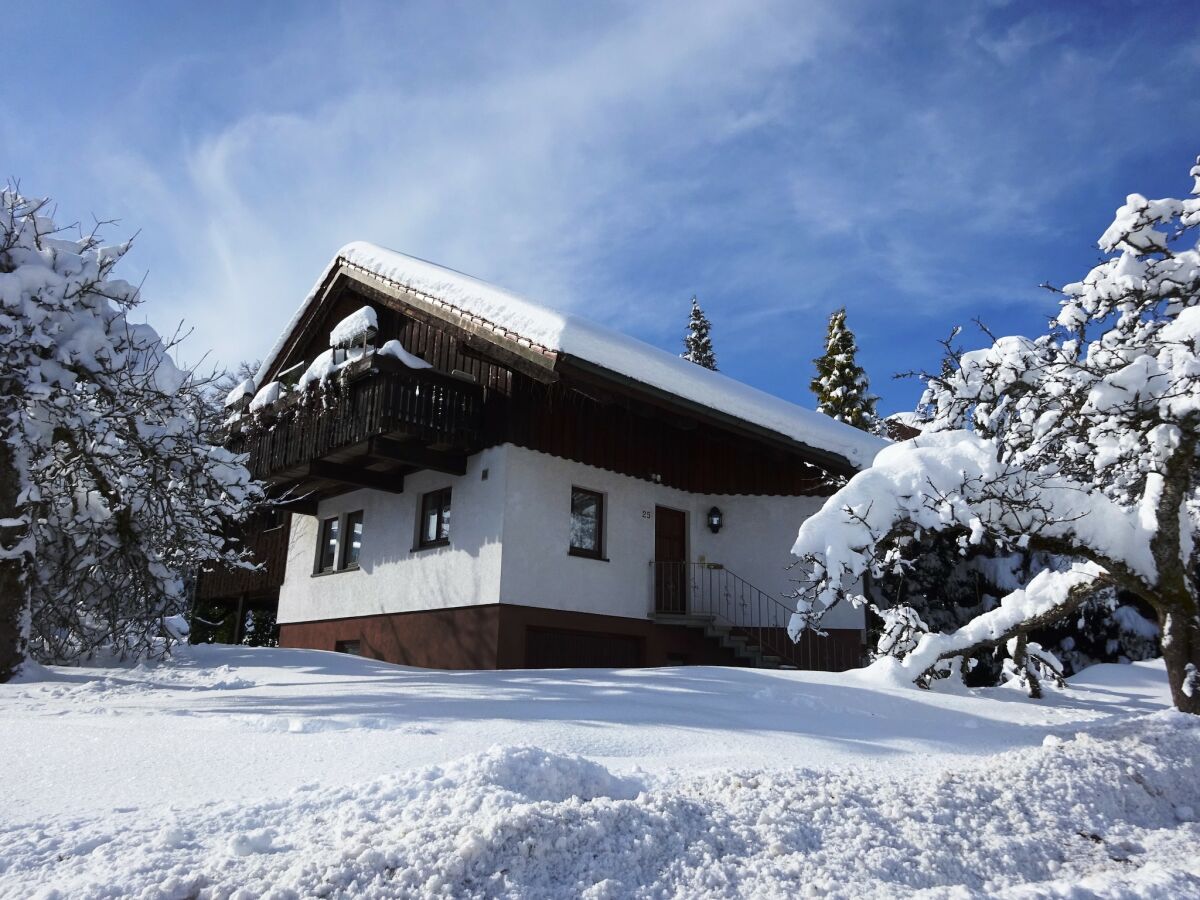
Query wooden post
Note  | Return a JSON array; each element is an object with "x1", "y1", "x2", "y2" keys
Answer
[{"x1": 233, "y1": 594, "x2": 246, "y2": 645}]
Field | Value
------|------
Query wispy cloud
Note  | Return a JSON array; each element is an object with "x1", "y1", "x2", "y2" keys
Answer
[
  {"x1": 8, "y1": 0, "x2": 1199, "y2": 413},
  {"x1": 90, "y1": 0, "x2": 849, "y2": 368}
]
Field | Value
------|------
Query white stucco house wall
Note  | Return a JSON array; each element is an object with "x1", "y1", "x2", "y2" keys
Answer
[{"x1": 207, "y1": 244, "x2": 884, "y2": 670}]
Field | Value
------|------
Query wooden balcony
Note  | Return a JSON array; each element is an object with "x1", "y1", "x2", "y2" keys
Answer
[{"x1": 227, "y1": 356, "x2": 484, "y2": 506}]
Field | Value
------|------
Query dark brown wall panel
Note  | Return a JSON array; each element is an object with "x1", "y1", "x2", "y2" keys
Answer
[
  {"x1": 195, "y1": 516, "x2": 291, "y2": 601},
  {"x1": 499, "y1": 604, "x2": 750, "y2": 669},
  {"x1": 493, "y1": 379, "x2": 833, "y2": 497},
  {"x1": 279, "y1": 603, "x2": 862, "y2": 672},
  {"x1": 285, "y1": 286, "x2": 518, "y2": 399},
  {"x1": 279, "y1": 605, "x2": 501, "y2": 669}
]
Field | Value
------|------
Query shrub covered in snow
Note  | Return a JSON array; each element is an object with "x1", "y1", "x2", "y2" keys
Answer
[
  {"x1": 790, "y1": 157, "x2": 1200, "y2": 713},
  {"x1": 870, "y1": 534, "x2": 1161, "y2": 685},
  {"x1": 0, "y1": 190, "x2": 259, "y2": 679}
]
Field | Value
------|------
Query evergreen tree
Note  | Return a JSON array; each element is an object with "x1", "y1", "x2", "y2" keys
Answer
[
  {"x1": 681, "y1": 296, "x2": 717, "y2": 370},
  {"x1": 810, "y1": 308, "x2": 879, "y2": 432},
  {"x1": 871, "y1": 534, "x2": 1159, "y2": 686}
]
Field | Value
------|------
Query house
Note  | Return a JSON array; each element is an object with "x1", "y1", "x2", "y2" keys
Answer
[{"x1": 200, "y1": 243, "x2": 885, "y2": 670}]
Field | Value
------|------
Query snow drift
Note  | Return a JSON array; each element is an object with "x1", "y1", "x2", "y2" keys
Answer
[{"x1": 3, "y1": 716, "x2": 1196, "y2": 898}]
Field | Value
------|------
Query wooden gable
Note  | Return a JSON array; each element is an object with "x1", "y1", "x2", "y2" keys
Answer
[
  {"x1": 263, "y1": 264, "x2": 559, "y2": 392},
  {"x1": 252, "y1": 260, "x2": 847, "y2": 497}
]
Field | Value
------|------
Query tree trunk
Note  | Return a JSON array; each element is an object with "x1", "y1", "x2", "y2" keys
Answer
[
  {"x1": 1011, "y1": 632, "x2": 1043, "y2": 700},
  {"x1": 0, "y1": 435, "x2": 29, "y2": 682},
  {"x1": 1159, "y1": 604, "x2": 1200, "y2": 715},
  {"x1": 1146, "y1": 429, "x2": 1199, "y2": 714}
]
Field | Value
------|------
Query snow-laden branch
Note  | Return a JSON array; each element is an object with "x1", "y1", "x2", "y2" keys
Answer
[
  {"x1": 896, "y1": 563, "x2": 1104, "y2": 679},
  {"x1": 790, "y1": 156, "x2": 1200, "y2": 710},
  {"x1": 788, "y1": 431, "x2": 1154, "y2": 630}
]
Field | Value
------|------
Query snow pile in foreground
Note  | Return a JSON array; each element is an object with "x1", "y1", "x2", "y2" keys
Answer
[{"x1": 4, "y1": 713, "x2": 1197, "y2": 899}]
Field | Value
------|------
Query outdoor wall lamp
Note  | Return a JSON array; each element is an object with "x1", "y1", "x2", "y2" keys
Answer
[{"x1": 707, "y1": 506, "x2": 723, "y2": 533}]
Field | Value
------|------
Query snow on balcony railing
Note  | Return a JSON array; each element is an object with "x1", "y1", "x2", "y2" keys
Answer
[{"x1": 226, "y1": 358, "x2": 483, "y2": 481}]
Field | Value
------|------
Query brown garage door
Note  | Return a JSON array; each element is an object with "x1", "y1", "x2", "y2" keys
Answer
[{"x1": 524, "y1": 627, "x2": 643, "y2": 668}]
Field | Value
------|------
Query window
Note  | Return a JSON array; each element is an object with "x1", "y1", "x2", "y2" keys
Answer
[
  {"x1": 317, "y1": 516, "x2": 340, "y2": 572},
  {"x1": 569, "y1": 487, "x2": 604, "y2": 558},
  {"x1": 335, "y1": 640, "x2": 362, "y2": 656},
  {"x1": 342, "y1": 511, "x2": 364, "y2": 568},
  {"x1": 419, "y1": 487, "x2": 452, "y2": 548},
  {"x1": 315, "y1": 511, "x2": 363, "y2": 573}
]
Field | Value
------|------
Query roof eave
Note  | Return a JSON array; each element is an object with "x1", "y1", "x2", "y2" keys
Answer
[{"x1": 557, "y1": 355, "x2": 864, "y2": 478}]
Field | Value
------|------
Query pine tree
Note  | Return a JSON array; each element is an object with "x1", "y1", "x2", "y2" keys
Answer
[
  {"x1": 681, "y1": 296, "x2": 717, "y2": 370},
  {"x1": 810, "y1": 308, "x2": 878, "y2": 432}
]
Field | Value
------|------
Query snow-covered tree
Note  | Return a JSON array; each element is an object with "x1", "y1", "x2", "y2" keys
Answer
[
  {"x1": 811, "y1": 308, "x2": 879, "y2": 432},
  {"x1": 789, "y1": 157, "x2": 1200, "y2": 713},
  {"x1": 871, "y1": 535, "x2": 1160, "y2": 686},
  {"x1": 681, "y1": 296, "x2": 717, "y2": 370},
  {"x1": 0, "y1": 190, "x2": 260, "y2": 681},
  {"x1": 202, "y1": 358, "x2": 260, "y2": 440}
]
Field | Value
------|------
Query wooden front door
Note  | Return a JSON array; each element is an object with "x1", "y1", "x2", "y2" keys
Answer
[{"x1": 654, "y1": 506, "x2": 687, "y2": 614}]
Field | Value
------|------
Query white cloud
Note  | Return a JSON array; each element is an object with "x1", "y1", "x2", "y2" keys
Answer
[
  {"x1": 12, "y1": 0, "x2": 1198, "y2": 412},
  {"x1": 90, "y1": 0, "x2": 850, "y2": 369}
]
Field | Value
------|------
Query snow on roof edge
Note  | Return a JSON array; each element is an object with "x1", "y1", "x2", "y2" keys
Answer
[{"x1": 258, "y1": 242, "x2": 886, "y2": 470}]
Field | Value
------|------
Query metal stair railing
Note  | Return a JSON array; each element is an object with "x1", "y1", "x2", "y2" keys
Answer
[{"x1": 651, "y1": 561, "x2": 856, "y2": 670}]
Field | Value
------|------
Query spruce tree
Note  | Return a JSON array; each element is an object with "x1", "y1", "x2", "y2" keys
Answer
[
  {"x1": 810, "y1": 308, "x2": 878, "y2": 431},
  {"x1": 681, "y1": 296, "x2": 717, "y2": 370}
]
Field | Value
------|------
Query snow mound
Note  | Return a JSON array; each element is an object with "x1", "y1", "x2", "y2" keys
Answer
[
  {"x1": 329, "y1": 304, "x2": 378, "y2": 348},
  {"x1": 6, "y1": 714, "x2": 1198, "y2": 898},
  {"x1": 441, "y1": 745, "x2": 643, "y2": 803},
  {"x1": 257, "y1": 243, "x2": 886, "y2": 469},
  {"x1": 248, "y1": 379, "x2": 282, "y2": 412},
  {"x1": 222, "y1": 376, "x2": 256, "y2": 408},
  {"x1": 378, "y1": 338, "x2": 432, "y2": 370}
]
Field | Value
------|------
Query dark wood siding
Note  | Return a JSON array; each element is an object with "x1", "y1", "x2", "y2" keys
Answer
[
  {"x1": 195, "y1": 513, "x2": 291, "y2": 601},
  {"x1": 283, "y1": 285, "x2": 515, "y2": 396},
  {"x1": 275, "y1": 283, "x2": 837, "y2": 497},
  {"x1": 489, "y1": 378, "x2": 833, "y2": 496}
]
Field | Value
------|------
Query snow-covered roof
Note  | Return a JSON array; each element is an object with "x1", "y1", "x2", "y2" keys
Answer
[
  {"x1": 885, "y1": 411, "x2": 923, "y2": 428},
  {"x1": 259, "y1": 242, "x2": 886, "y2": 470}
]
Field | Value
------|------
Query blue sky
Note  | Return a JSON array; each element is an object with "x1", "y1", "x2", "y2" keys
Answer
[{"x1": 7, "y1": 0, "x2": 1200, "y2": 414}]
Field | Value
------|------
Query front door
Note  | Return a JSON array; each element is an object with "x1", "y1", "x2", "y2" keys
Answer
[{"x1": 654, "y1": 506, "x2": 687, "y2": 613}]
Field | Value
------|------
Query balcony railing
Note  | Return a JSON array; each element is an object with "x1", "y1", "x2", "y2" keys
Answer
[
  {"x1": 651, "y1": 561, "x2": 863, "y2": 671},
  {"x1": 228, "y1": 359, "x2": 484, "y2": 483}
]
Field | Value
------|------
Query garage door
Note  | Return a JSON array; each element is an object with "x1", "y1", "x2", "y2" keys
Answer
[{"x1": 524, "y1": 627, "x2": 643, "y2": 668}]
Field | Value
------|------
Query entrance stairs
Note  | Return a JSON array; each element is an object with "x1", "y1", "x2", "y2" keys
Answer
[
  {"x1": 649, "y1": 562, "x2": 800, "y2": 669},
  {"x1": 652, "y1": 612, "x2": 787, "y2": 669}
]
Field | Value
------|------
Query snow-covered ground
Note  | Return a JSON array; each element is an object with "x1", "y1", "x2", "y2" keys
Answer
[{"x1": 1, "y1": 647, "x2": 1197, "y2": 898}]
